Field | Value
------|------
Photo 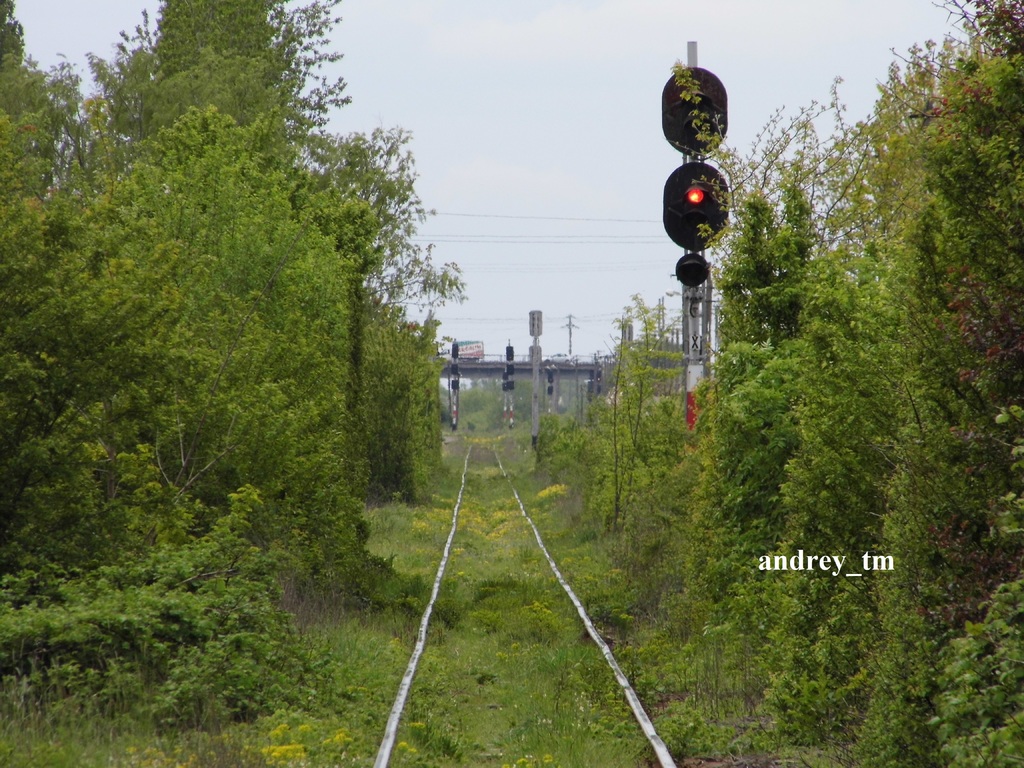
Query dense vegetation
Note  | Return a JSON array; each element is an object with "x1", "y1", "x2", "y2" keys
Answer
[
  {"x1": 0, "y1": 0, "x2": 460, "y2": 753},
  {"x1": 538, "y1": 2, "x2": 1024, "y2": 765},
  {"x1": 3, "y1": 0, "x2": 1023, "y2": 765}
]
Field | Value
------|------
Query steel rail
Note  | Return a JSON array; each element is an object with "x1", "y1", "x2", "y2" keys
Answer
[
  {"x1": 496, "y1": 452, "x2": 678, "y2": 768},
  {"x1": 373, "y1": 447, "x2": 472, "y2": 768}
]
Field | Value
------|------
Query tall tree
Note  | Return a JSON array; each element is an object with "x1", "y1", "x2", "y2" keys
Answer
[
  {"x1": 305, "y1": 127, "x2": 465, "y2": 309},
  {"x1": 151, "y1": 0, "x2": 346, "y2": 135},
  {"x1": 717, "y1": 184, "x2": 813, "y2": 346},
  {"x1": 0, "y1": 0, "x2": 22, "y2": 68},
  {"x1": 861, "y1": 7, "x2": 1024, "y2": 762}
]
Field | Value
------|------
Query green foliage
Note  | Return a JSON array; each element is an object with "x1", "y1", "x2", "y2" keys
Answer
[
  {"x1": 0, "y1": 106, "x2": 381, "y2": 590},
  {"x1": 0, "y1": 113, "x2": 165, "y2": 572},
  {"x1": 363, "y1": 313, "x2": 444, "y2": 502},
  {"x1": 150, "y1": 0, "x2": 346, "y2": 136},
  {"x1": 718, "y1": 185, "x2": 812, "y2": 345},
  {"x1": 0, "y1": 522, "x2": 312, "y2": 728},
  {"x1": 0, "y1": 2, "x2": 461, "y2": 762},
  {"x1": 934, "y1": 577, "x2": 1024, "y2": 767},
  {"x1": 0, "y1": 0, "x2": 22, "y2": 68},
  {"x1": 600, "y1": 297, "x2": 687, "y2": 533},
  {"x1": 536, "y1": 413, "x2": 591, "y2": 489},
  {"x1": 655, "y1": 699, "x2": 737, "y2": 756},
  {"x1": 305, "y1": 127, "x2": 464, "y2": 308},
  {"x1": 537, "y1": 23, "x2": 1024, "y2": 767},
  {"x1": 681, "y1": 339, "x2": 803, "y2": 619}
]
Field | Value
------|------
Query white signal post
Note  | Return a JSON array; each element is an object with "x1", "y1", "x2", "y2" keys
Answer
[
  {"x1": 684, "y1": 282, "x2": 712, "y2": 429},
  {"x1": 529, "y1": 310, "x2": 542, "y2": 448}
]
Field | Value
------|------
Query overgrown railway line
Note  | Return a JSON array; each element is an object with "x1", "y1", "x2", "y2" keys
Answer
[{"x1": 372, "y1": 439, "x2": 676, "y2": 768}]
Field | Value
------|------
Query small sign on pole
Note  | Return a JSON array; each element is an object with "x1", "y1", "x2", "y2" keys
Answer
[{"x1": 529, "y1": 310, "x2": 543, "y2": 338}]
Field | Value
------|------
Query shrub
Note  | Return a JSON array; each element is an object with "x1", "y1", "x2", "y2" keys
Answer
[
  {"x1": 933, "y1": 577, "x2": 1024, "y2": 767},
  {"x1": 0, "y1": 521, "x2": 316, "y2": 728}
]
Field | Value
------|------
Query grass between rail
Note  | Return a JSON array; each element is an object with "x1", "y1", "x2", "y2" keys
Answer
[{"x1": 372, "y1": 435, "x2": 652, "y2": 767}]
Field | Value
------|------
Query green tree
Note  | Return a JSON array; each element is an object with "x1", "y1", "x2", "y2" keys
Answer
[
  {"x1": 0, "y1": 112, "x2": 182, "y2": 572},
  {"x1": 717, "y1": 185, "x2": 812, "y2": 346},
  {"x1": 859, "y1": 10, "x2": 1024, "y2": 762},
  {"x1": 151, "y1": 0, "x2": 346, "y2": 135},
  {"x1": 598, "y1": 298, "x2": 683, "y2": 533},
  {"x1": 0, "y1": 0, "x2": 22, "y2": 68},
  {"x1": 305, "y1": 127, "x2": 465, "y2": 309},
  {"x1": 362, "y1": 312, "x2": 444, "y2": 502}
]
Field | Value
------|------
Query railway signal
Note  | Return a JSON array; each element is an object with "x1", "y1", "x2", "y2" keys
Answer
[
  {"x1": 505, "y1": 343, "x2": 515, "y2": 385},
  {"x1": 663, "y1": 161, "x2": 729, "y2": 254},
  {"x1": 661, "y1": 47, "x2": 729, "y2": 430},
  {"x1": 449, "y1": 342, "x2": 461, "y2": 430},
  {"x1": 504, "y1": 343, "x2": 515, "y2": 429},
  {"x1": 661, "y1": 66, "x2": 728, "y2": 158},
  {"x1": 675, "y1": 251, "x2": 709, "y2": 288}
]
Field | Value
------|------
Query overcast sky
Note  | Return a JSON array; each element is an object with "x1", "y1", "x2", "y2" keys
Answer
[{"x1": 20, "y1": 1, "x2": 960, "y2": 358}]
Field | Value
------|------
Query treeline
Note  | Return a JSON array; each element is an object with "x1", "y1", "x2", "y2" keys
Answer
[
  {"x1": 0, "y1": 0, "x2": 456, "y2": 731},
  {"x1": 539, "y1": 2, "x2": 1024, "y2": 765}
]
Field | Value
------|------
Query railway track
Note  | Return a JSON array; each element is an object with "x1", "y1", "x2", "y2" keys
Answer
[{"x1": 372, "y1": 438, "x2": 676, "y2": 768}]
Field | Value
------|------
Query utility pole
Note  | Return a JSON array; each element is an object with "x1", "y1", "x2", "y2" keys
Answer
[{"x1": 563, "y1": 314, "x2": 577, "y2": 356}]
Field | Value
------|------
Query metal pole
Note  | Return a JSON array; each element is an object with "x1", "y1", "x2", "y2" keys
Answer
[
  {"x1": 702, "y1": 272, "x2": 714, "y2": 379},
  {"x1": 529, "y1": 311, "x2": 543, "y2": 448},
  {"x1": 684, "y1": 282, "x2": 705, "y2": 429},
  {"x1": 531, "y1": 344, "x2": 540, "y2": 447}
]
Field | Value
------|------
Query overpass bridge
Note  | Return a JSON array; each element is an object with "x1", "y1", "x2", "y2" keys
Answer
[{"x1": 440, "y1": 355, "x2": 611, "y2": 396}]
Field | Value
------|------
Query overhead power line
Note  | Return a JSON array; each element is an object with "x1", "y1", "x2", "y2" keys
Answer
[
  {"x1": 416, "y1": 234, "x2": 662, "y2": 240},
  {"x1": 414, "y1": 238, "x2": 664, "y2": 246},
  {"x1": 435, "y1": 211, "x2": 660, "y2": 224},
  {"x1": 467, "y1": 262, "x2": 668, "y2": 274}
]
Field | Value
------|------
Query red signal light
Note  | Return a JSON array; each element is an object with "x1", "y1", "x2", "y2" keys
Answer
[{"x1": 664, "y1": 161, "x2": 729, "y2": 250}]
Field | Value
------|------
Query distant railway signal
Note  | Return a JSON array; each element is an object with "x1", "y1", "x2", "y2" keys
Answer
[
  {"x1": 504, "y1": 343, "x2": 515, "y2": 427},
  {"x1": 450, "y1": 342, "x2": 460, "y2": 429}
]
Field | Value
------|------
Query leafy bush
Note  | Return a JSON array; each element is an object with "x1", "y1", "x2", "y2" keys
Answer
[
  {"x1": 0, "y1": 520, "x2": 316, "y2": 728},
  {"x1": 933, "y1": 577, "x2": 1024, "y2": 767},
  {"x1": 655, "y1": 698, "x2": 736, "y2": 757}
]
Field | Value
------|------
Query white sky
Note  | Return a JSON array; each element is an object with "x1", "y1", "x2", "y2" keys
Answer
[{"x1": 19, "y1": 1, "x2": 960, "y2": 358}]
